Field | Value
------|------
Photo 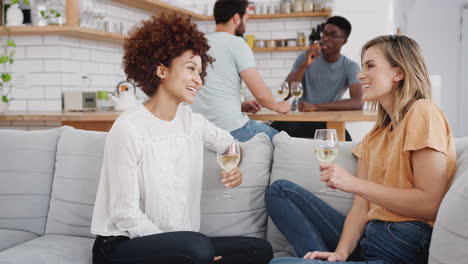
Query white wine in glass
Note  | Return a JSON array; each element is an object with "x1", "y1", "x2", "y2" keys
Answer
[
  {"x1": 216, "y1": 140, "x2": 241, "y2": 200},
  {"x1": 277, "y1": 81, "x2": 290, "y2": 100},
  {"x1": 314, "y1": 129, "x2": 339, "y2": 193},
  {"x1": 290, "y1": 82, "x2": 303, "y2": 112}
]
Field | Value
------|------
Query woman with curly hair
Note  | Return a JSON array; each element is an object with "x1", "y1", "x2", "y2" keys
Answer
[{"x1": 90, "y1": 13, "x2": 273, "y2": 264}]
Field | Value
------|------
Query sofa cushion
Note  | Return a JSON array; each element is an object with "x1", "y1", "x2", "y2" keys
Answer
[
  {"x1": 0, "y1": 127, "x2": 63, "y2": 241},
  {"x1": 0, "y1": 234, "x2": 93, "y2": 263},
  {"x1": 45, "y1": 127, "x2": 107, "y2": 238},
  {"x1": 200, "y1": 133, "x2": 273, "y2": 238},
  {"x1": 267, "y1": 132, "x2": 357, "y2": 256},
  {"x1": 0, "y1": 229, "x2": 39, "y2": 252},
  {"x1": 429, "y1": 147, "x2": 468, "y2": 264},
  {"x1": 455, "y1": 137, "x2": 468, "y2": 157},
  {"x1": 45, "y1": 128, "x2": 273, "y2": 240}
]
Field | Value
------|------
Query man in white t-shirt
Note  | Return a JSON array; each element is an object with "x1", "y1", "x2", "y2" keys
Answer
[{"x1": 191, "y1": 0, "x2": 290, "y2": 142}]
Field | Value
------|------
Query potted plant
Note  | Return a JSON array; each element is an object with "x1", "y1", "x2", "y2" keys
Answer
[
  {"x1": 0, "y1": 0, "x2": 29, "y2": 112},
  {"x1": 40, "y1": 8, "x2": 63, "y2": 25}
]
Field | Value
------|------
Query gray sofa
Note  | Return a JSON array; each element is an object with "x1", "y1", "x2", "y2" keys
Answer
[{"x1": 0, "y1": 127, "x2": 466, "y2": 264}]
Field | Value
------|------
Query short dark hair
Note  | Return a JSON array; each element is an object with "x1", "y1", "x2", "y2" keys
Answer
[
  {"x1": 123, "y1": 12, "x2": 214, "y2": 97},
  {"x1": 213, "y1": 0, "x2": 249, "y2": 24},
  {"x1": 326, "y1": 16, "x2": 352, "y2": 38}
]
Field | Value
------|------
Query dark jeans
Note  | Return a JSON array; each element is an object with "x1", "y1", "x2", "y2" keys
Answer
[
  {"x1": 270, "y1": 121, "x2": 352, "y2": 141},
  {"x1": 265, "y1": 180, "x2": 432, "y2": 264},
  {"x1": 92, "y1": 231, "x2": 273, "y2": 264}
]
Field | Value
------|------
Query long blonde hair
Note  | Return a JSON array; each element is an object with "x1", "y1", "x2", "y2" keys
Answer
[{"x1": 361, "y1": 35, "x2": 432, "y2": 130}]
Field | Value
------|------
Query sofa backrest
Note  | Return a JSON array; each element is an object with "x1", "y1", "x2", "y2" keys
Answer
[
  {"x1": 45, "y1": 127, "x2": 106, "y2": 238},
  {"x1": 266, "y1": 132, "x2": 357, "y2": 255},
  {"x1": 429, "y1": 147, "x2": 468, "y2": 263},
  {"x1": 44, "y1": 127, "x2": 273, "y2": 239},
  {"x1": 200, "y1": 132, "x2": 273, "y2": 238},
  {"x1": 0, "y1": 127, "x2": 63, "y2": 236}
]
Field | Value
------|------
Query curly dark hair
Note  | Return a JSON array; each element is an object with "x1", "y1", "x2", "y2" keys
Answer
[{"x1": 123, "y1": 12, "x2": 214, "y2": 97}]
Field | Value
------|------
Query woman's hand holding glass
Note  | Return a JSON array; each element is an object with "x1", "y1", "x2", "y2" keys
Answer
[
  {"x1": 319, "y1": 163, "x2": 358, "y2": 193},
  {"x1": 216, "y1": 140, "x2": 242, "y2": 200}
]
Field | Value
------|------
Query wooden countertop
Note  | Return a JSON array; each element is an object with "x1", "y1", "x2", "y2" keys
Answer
[
  {"x1": 0, "y1": 110, "x2": 377, "y2": 122},
  {"x1": 248, "y1": 109, "x2": 377, "y2": 122},
  {"x1": 0, "y1": 111, "x2": 122, "y2": 121}
]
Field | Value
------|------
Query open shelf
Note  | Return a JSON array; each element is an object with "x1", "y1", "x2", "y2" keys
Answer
[
  {"x1": 111, "y1": 0, "x2": 210, "y2": 20},
  {"x1": 0, "y1": 25, "x2": 126, "y2": 44},
  {"x1": 252, "y1": 46, "x2": 309, "y2": 52},
  {"x1": 111, "y1": 0, "x2": 330, "y2": 21},
  {"x1": 240, "y1": 11, "x2": 330, "y2": 20},
  {"x1": 0, "y1": 1, "x2": 328, "y2": 45}
]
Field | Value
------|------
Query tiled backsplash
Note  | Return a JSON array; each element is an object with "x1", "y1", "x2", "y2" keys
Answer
[{"x1": 0, "y1": 3, "x2": 326, "y2": 130}]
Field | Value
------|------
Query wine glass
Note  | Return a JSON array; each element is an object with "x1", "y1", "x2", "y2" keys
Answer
[
  {"x1": 216, "y1": 140, "x2": 241, "y2": 200},
  {"x1": 290, "y1": 82, "x2": 303, "y2": 112},
  {"x1": 313, "y1": 129, "x2": 339, "y2": 193},
  {"x1": 276, "y1": 81, "x2": 290, "y2": 101}
]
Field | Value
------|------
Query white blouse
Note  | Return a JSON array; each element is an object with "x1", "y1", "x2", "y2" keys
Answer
[{"x1": 91, "y1": 103, "x2": 233, "y2": 238}]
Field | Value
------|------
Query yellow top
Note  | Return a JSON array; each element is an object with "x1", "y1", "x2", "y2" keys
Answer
[{"x1": 352, "y1": 99, "x2": 456, "y2": 226}]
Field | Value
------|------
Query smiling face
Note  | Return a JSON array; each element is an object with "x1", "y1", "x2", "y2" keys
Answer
[
  {"x1": 157, "y1": 50, "x2": 203, "y2": 105},
  {"x1": 357, "y1": 45, "x2": 404, "y2": 105}
]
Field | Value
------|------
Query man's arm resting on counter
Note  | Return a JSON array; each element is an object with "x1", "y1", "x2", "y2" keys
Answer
[{"x1": 300, "y1": 82, "x2": 364, "y2": 111}]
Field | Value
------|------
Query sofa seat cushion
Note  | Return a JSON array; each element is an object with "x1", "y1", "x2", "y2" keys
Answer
[
  {"x1": 200, "y1": 133, "x2": 273, "y2": 238},
  {"x1": 0, "y1": 229, "x2": 38, "y2": 252},
  {"x1": 0, "y1": 127, "x2": 63, "y2": 236},
  {"x1": 429, "y1": 148, "x2": 468, "y2": 264},
  {"x1": 45, "y1": 127, "x2": 107, "y2": 238},
  {"x1": 0, "y1": 234, "x2": 93, "y2": 264},
  {"x1": 267, "y1": 132, "x2": 357, "y2": 256}
]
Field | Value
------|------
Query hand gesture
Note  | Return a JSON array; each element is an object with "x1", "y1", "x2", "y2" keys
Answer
[
  {"x1": 303, "y1": 41, "x2": 320, "y2": 67},
  {"x1": 303, "y1": 251, "x2": 345, "y2": 262},
  {"x1": 221, "y1": 167, "x2": 242, "y2": 188},
  {"x1": 241, "y1": 100, "x2": 262, "y2": 114},
  {"x1": 320, "y1": 163, "x2": 358, "y2": 193}
]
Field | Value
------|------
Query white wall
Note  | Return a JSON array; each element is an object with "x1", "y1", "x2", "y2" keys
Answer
[
  {"x1": 394, "y1": 0, "x2": 467, "y2": 137},
  {"x1": 462, "y1": 5, "x2": 468, "y2": 137},
  {"x1": 0, "y1": 0, "x2": 151, "y2": 130}
]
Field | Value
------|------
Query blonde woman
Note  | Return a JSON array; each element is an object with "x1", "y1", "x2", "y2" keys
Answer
[{"x1": 265, "y1": 35, "x2": 456, "y2": 264}]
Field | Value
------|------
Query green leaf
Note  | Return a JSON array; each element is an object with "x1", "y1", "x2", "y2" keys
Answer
[
  {"x1": 56, "y1": 13, "x2": 61, "y2": 17},
  {"x1": 1, "y1": 95, "x2": 8, "y2": 103},
  {"x1": 11, "y1": 0, "x2": 19, "y2": 4},
  {"x1": 1, "y1": 73, "x2": 12, "y2": 83},
  {"x1": 9, "y1": 59, "x2": 13, "y2": 64},
  {"x1": 50, "y1": 9, "x2": 56, "y2": 14},
  {"x1": 0, "y1": 56, "x2": 9, "y2": 64},
  {"x1": 23, "y1": 0, "x2": 30, "y2": 5},
  {"x1": 9, "y1": 50, "x2": 15, "y2": 57},
  {"x1": 6, "y1": 39, "x2": 16, "y2": 48},
  {"x1": 40, "y1": 10, "x2": 48, "y2": 19}
]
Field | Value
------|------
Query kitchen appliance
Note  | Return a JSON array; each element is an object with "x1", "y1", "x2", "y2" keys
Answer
[
  {"x1": 63, "y1": 91, "x2": 97, "y2": 111},
  {"x1": 112, "y1": 80, "x2": 137, "y2": 111}
]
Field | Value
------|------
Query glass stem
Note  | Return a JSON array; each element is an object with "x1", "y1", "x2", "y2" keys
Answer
[{"x1": 223, "y1": 188, "x2": 231, "y2": 199}]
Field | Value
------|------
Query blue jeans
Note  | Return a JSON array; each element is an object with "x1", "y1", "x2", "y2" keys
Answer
[
  {"x1": 265, "y1": 180, "x2": 432, "y2": 264},
  {"x1": 230, "y1": 119, "x2": 279, "y2": 142}
]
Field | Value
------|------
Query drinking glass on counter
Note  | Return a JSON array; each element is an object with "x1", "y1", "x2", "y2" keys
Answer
[
  {"x1": 290, "y1": 82, "x2": 303, "y2": 112},
  {"x1": 277, "y1": 81, "x2": 290, "y2": 100},
  {"x1": 216, "y1": 140, "x2": 241, "y2": 200},
  {"x1": 314, "y1": 129, "x2": 339, "y2": 193}
]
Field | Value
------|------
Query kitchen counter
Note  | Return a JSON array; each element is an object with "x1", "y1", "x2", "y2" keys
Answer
[{"x1": 0, "y1": 111, "x2": 122, "y2": 131}]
